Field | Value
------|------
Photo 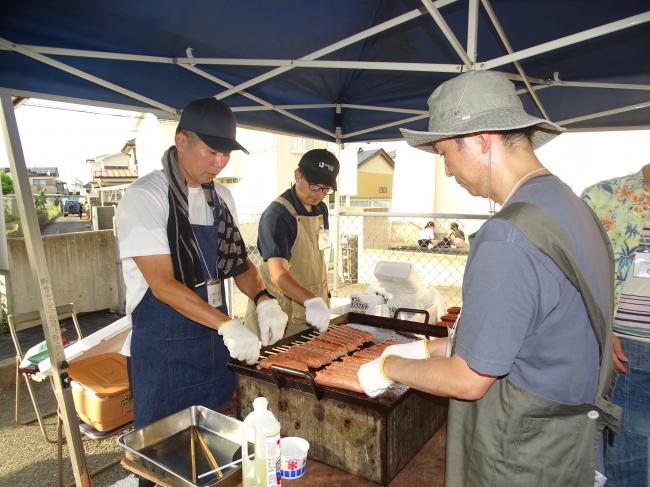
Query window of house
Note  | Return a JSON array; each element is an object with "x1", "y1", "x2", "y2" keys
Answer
[{"x1": 378, "y1": 186, "x2": 387, "y2": 193}]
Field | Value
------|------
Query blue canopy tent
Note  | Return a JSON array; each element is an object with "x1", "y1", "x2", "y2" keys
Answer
[
  {"x1": 1, "y1": 0, "x2": 649, "y2": 143},
  {"x1": 1, "y1": 1, "x2": 649, "y2": 485}
]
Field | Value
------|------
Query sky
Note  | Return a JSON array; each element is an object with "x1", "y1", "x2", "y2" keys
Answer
[
  {"x1": 2, "y1": 98, "x2": 649, "y2": 195},
  {"x1": 0, "y1": 99, "x2": 143, "y2": 184}
]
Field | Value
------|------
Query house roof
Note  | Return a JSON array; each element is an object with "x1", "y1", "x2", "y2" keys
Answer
[
  {"x1": 93, "y1": 168, "x2": 137, "y2": 179},
  {"x1": 27, "y1": 166, "x2": 59, "y2": 177},
  {"x1": 357, "y1": 148, "x2": 395, "y2": 169}
]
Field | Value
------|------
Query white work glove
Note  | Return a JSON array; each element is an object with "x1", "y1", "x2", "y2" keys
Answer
[
  {"x1": 256, "y1": 299, "x2": 288, "y2": 346},
  {"x1": 218, "y1": 319, "x2": 261, "y2": 365},
  {"x1": 304, "y1": 297, "x2": 330, "y2": 332},
  {"x1": 357, "y1": 355, "x2": 394, "y2": 398},
  {"x1": 381, "y1": 340, "x2": 430, "y2": 360}
]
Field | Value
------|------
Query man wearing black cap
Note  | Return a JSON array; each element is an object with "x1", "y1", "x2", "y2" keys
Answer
[
  {"x1": 116, "y1": 98, "x2": 287, "y2": 442},
  {"x1": 246, "y1": 149, "x2": 339, "y2": 342}
]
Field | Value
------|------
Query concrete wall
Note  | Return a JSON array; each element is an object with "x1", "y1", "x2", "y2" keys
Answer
[{"x1": 7, "y1": 230, "x2": 118, "y2": 315}]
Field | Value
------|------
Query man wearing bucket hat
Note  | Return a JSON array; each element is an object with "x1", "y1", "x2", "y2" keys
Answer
[
  {"x1": 246, "y1": 149, "x2": 339, "y2": 343},
  {"x1": 116, "y1": 98, "x2": 286, "y2": 445},
  {"x1": 357, "y1": 70, "x2": 620, "y2": 485}
]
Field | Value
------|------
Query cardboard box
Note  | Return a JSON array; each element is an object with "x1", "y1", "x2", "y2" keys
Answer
[{"x1": 68, "y1": 352, "x2": 133, "y2": 432}]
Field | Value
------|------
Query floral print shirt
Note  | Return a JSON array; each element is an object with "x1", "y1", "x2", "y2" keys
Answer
[{"x1": 581, "y1": 168, "x2": 650, "y2": 306}]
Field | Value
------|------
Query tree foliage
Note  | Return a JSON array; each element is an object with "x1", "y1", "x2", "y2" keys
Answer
[{"x1": 1, "y1": 172, "x2": 13, "y2": 195}]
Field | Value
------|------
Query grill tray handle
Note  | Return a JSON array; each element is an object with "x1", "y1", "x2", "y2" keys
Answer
[
  {"x1": 392, "y1": 307, "x2": 430, "y2": 324},
  {"x1": 269, "y1": 364, "x2": 323, "y2": 400}
]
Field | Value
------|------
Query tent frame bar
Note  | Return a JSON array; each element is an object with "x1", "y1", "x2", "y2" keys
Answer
[
  {"x1": 421, "y1": 0, "x2": 472, "y2": 66},
  {"x1": 215, "y1": 0, "x2": 460, "y2": 100},
  {"x1": 480, "y1": 0, "x2": 549, "y2": 120},
  {"x1": 1, "y1": 95, "x2": 91, "y2": 486},
  {"x1": 481, "y1": 11, "x2": 650, "y2": 70}
]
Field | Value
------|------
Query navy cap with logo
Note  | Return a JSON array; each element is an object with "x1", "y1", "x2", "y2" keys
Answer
[
  {"x1": 298, "y1": 149, "x2": 340, "y2": 190},
  {"x1": 178, "y1": 97, "x2": 249, "y2": 154}
]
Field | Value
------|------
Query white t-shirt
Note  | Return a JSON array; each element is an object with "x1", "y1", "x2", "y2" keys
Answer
[{"x1": 115, "y1": 170, "x2": 239, "y2": 355}]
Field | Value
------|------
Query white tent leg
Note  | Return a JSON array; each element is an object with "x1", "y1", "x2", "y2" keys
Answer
[{"x1": 0, "y1": 95, "x2": 91, "y2": 487}]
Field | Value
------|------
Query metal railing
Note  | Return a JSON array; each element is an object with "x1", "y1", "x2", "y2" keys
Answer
[{"x1": 229, "y1": 211, "x2": 490, "y2": 320}]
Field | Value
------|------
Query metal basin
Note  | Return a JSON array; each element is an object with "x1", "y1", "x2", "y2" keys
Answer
[{"x1": 117, "y1": 405, "x2": 248, "y2": 487}]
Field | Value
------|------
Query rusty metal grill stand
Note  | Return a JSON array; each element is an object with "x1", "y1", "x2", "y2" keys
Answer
[{"x1": 231, "y1": 312, "x2": 448, "y2": 485}]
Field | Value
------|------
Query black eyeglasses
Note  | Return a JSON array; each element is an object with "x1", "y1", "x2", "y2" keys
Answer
[{"x1": 307, "y1": 183, "x2": 334, "y2": 195}]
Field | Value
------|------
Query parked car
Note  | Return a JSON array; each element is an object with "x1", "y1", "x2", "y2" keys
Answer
[{"x1": 63, "y1": 199, "x2": 79, "y2": 216}]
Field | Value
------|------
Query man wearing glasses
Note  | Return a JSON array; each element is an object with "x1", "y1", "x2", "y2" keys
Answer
[{"x1": 246, "y1": 149, "x2": 339, "y2": 344}]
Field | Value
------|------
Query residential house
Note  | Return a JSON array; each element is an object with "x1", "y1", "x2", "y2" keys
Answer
[
  {"x1": 351, "y1": 148, "x2": 395, "y2": 208},
  {"x1": 86, "y1": 139, "x2": 138, "y2": 205},
  {"x1": 2, "y1": 166, "x2": 65, "y2": 194}
]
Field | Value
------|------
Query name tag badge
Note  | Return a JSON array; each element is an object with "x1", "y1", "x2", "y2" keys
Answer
[
  {"x1": 318, "y1": 228, "x2": 330, "y2": 250},
  {"x1": 633, "y1": 250, "x2": 650, "y2": 279},
  {"x1": 206, "y1": 278, "x2": 223, "y2": 308}
]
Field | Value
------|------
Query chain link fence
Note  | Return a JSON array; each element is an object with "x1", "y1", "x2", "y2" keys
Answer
[{"x1": 228, "y1": 211, "x2": 490, "y2": 320}]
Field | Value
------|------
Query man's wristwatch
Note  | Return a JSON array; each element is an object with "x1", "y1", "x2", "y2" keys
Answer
[{"x1": 254, "y1": 289, "x2": 276, "y2": 305}]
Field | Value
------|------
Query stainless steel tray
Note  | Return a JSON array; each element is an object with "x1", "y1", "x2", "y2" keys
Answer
[{"x1": 117, "y1": 405, "x2": 249, "y2": 487}]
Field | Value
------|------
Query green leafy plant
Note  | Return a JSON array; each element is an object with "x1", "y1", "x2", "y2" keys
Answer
[
  {"x1": 34, "y1": 190, "x2": 47, "y2": 215},
  {"x1": 1, "y1": 308, "x2": 7, "y2": 335},
  {"x1": 0, "y1": 172, "x2": 13, "y2": 195}
]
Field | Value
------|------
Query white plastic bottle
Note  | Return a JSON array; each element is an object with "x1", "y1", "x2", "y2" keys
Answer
[{"x1": 241, "y1": 397, "x2": 281, "y2": 487}]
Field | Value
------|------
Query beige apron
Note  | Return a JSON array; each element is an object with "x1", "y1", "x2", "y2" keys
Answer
[
  {"x1": 246, "y1": 196, "x2": 329, "y2": 338},
  {"x1": 446, "y1": 202, "x2": 621, "y2": 487}
]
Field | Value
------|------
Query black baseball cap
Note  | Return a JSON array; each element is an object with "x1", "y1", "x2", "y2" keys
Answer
[
  {"x1": 298, "y1": 149, "x2": 340, "y2": 190},
  {"x1": 178, "y1": 97, "x2": 249, "y2": 154}
]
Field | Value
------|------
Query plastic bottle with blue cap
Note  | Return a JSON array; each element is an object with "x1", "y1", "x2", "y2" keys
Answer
[{"x1": 242, "y1": 397, "x2": 281, "y2": 487}]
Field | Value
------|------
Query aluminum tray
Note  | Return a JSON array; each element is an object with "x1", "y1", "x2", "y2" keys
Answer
[{"x1": 117, "y1": 406, "x2": 249, "y2": 487}]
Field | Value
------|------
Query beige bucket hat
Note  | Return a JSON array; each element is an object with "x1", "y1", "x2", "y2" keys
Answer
[{"x1": 400, "y1": 70, "x2": 564, "y2": 153}]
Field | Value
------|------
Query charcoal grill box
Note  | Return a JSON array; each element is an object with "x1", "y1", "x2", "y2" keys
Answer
[
  {"x1": 68, "y1": 352, "x2": 133, "y2": 432},
  {"x1": 231, "y1": 312, "x2": 448, "y2": 485}
]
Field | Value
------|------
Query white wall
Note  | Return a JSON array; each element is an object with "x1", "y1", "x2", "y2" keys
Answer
[
  {"x1": 341, "y1": 129, "x2": 650, "y2": 216},
  {"x1": 536, "y1": 130, "x2": 650, "y2": 194}
]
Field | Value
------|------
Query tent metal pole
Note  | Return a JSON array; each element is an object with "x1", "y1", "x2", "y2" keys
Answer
[
  {"x1": 180, "y1": 64, "x2": 335, "y2": 138},
  {"x1": 421, "y1": 0, "x2": 472, "y2": 66},
  {"x1": 342, "y1": 104, "x2": 426, "y2": 115},
  {"x1": 467, "y1": 0, "x2": 479, "y2": 63},
  {"x1": 215, "y1": 0, "x2": 461, "y2": 100},
  {"x1": 480, "y1": 0, "x2": 550, "y2": 120},
  {"x1": 343, "y1": 113, "x2": 428, "y2": 139},
  {"x1": 0, "y1": 38, "x2": 176, "y2": 115},
  {"x1": 481, "y1": 11, "x2": 650, "y2": 70},
  {"x1": 558, "y1": 100, "x2": 650, "y2": 126},
  {"x1": 0, "y1": 95, "x2": 91, "y2": 486},
  {"x1": 549, "y1": 80, "x2": 650, "y2": 91},
  {"x1": 333, "y1": 106, "x2": 343, "y2": 297}
]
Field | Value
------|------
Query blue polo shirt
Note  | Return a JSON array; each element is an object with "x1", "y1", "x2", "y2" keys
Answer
[
  {"x1": 456, "y1": 175, "x2": 612, "y2": 404},
  {"x1": 257, "y1": 186, "x2": 329, "y2": 261}
]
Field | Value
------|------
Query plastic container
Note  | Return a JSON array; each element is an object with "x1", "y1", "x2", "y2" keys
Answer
[
  {"x1": 242, "y1": 397, "x2": 281, "y2": 487},
  {"x1": 67, "y1": 352, "x2": 133, "y2": 432},
  {"x1": 280, "y1": 437, "x2": 310, "y2": 479}
]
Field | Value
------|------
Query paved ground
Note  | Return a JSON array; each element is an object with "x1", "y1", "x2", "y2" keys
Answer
[
  {"x1": 41, "y1": 215, "x2": 92, "y2": 235},
  {"x1": 0, "y1": 310, "x2": 132, "y2": 486},
  {"x1": 0, "y1": 380, "x2": 133, "y2": 486}
]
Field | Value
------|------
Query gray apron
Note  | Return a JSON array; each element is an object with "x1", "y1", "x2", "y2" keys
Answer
[
  {"x1": 246, "y1": 196, "x2": 329, "y2": 338},
  {"x1": 446, "y1": 202, "x2": 621, "y2": 487}
]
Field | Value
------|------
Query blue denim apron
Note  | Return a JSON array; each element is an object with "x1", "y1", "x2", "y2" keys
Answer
[{"x1": 130, "y1": 222, "x2": 234, "y2": 428}]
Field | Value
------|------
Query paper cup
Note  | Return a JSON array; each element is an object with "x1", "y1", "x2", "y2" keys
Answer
[{"x1": 280, "y1": 437, "x2": 310, "y2": 479}]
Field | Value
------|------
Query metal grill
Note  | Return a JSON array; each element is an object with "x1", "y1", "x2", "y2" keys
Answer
[{"x1": 228, "y1": 212, "x2": 489, "y2": 320}]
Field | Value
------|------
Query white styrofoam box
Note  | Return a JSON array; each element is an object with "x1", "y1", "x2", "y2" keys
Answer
[
  {"x1": 373, "y1": 261, "x2": 413, "y2": 282},
  {"x1": 37, "y1": 316, "x2": 131, "y2": 378}
]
